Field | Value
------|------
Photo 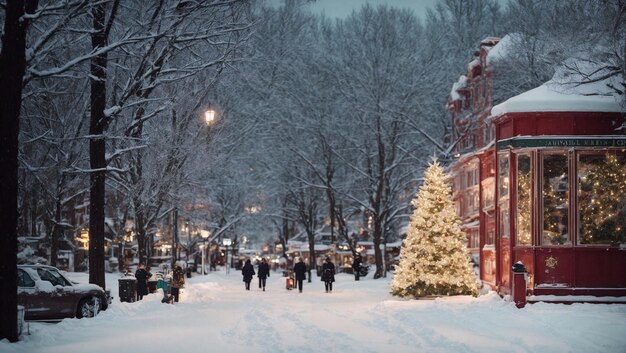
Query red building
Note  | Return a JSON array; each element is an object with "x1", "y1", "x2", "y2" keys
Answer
[
  {"x1": 450, "y1": 36, "x2": 626, "y2": 300},
  {"x1": 448, "y1": 37, "x2": 499, "y2": 289}
]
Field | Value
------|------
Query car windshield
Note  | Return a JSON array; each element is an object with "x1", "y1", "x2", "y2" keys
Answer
[{"x1": 37, "y1": 268, "x2": 71, "y2": 287}]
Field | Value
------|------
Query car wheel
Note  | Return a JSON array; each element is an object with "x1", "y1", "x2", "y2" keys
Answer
[
  {"x1": 100, "y1": 295, "x2": 109, "y2": 311},
  {"x1": 77, "y1": 297, "x2": 100, "y2": 318}
]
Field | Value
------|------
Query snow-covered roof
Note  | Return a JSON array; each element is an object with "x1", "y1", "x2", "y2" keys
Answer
[
  {"x1": 287, "y1": 242, "x2": 330, "y2": 252},
  {"x1": 450, "y1": 75, "x2": 468, "y2": 101},
  {"x1": 492, "y1": 62, "x2": 625, "y2": 116},
  {"x1": 486, "y1": 33, "x2": 518, "y2": 65},
  {"x1": 468, "y1": 59, "x2": 480, "y2": 71},
  {"x1": 480, "y1": 37, "x2": 500, "y2": 47}
]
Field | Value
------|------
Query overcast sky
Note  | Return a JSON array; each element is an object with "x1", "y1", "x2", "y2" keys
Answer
[
  {"x1": 264, "y1": 0, "x2": 439, "y2": 20},
  {"x1": 267, "y1": 0, "x2": 509, "y2": 20},
  {"x1": 307, "y1": 0, "x2": 440, "y2": 19}
]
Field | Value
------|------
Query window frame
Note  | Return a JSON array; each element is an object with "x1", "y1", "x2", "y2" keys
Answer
[
  {"x1": 515, "y1": 153, "x2": 533, "y2": 246},
  {"x1": 540, "y1": 150, "x2": 571, "y2": 246}
]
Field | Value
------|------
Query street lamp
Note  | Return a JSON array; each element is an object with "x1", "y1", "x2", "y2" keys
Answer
[
  {"x1": 204, "y1": 109, "x2": 216, "y2": 125},
  {"x1": 201, "y1": 230, "x2": 210, "y2": 275},
  {"x1": 222, "y1": 238, "x2": 232, "y2": 275}
]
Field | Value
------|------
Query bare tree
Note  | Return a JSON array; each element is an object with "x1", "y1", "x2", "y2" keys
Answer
[
  {"x1": 0, "y1": 0, "x2": 39, "y2": 343},
  {"x1": 88, "y1": 0, "x2": 119, "y2": 289},
  {"x1": 322, "y1": 4, "x2": 435, "y2": 278}
]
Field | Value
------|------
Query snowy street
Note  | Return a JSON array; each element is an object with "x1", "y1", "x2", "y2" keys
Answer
[{"x1": 3, "y1": 270, "x2": 626, "y2": 353}]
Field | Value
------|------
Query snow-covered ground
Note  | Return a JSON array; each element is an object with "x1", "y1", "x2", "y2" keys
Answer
[{"x1": 3, "y1": 269, "x2": 626, "y2": 353}]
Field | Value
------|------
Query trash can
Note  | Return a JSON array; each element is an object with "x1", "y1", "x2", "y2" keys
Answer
[
  {"x1": 147, "y1": 278, "x2": 157, "y2": 294},
  {"x1": 157, "y1": 277, "x2": 172, "y2": 303},
  {"x1": 119, "y1": 276, "x2": 137, "y2": 303},
  {"x1": 512, "y1": 261, "x2": 528, "y2": 308}
]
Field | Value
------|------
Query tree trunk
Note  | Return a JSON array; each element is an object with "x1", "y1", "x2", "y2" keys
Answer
[
  {"x1": 172, "y1": 208, "x2": 179, "y2": 269},
  {"x1": 30, "y1": 190, "x2": 38, "y2": 235},
  {"x1": 372, "y1": 116, "x2": 386, "y2": 279},
  {"x1": 50, "y1": 199, "x2": 62, "y2": 267},
  {"x1": 372, "y1": 216, "x2": 384, "y2": 279},
  {"x1": 280, "y1": 198, "x2": 289, "y2": 258},
  {"x1": 307, "y1": 231, "x2": 316, "y2": 279},
  {"x1": 135, "y1": 205, "x2": 147, "y2": 265},
  {"x1": 88, "y1": 2, "x2": 108, "y2": 289},
  {"x1": 0, "y1": 0, "x2": 38, "y2": 343},
  {"x1": 306, "y1": 203, "x2": 316, "y2": 279}
]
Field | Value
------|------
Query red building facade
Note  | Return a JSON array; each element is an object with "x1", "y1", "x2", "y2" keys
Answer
[
  {"x1": 448, "y1": 37, "x2": 499, "y2": 289},
  {"x1": 450, "y1": 36, "x2": 626, "y2": 299}
]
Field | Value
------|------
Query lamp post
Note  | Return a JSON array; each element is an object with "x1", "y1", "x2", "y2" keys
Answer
[
  {"x1": 222, "y1": 238, "x2": 232, "y2": 274},
  {"x1": 201, "y1": 230, "x2": 210, "y2": 275}
]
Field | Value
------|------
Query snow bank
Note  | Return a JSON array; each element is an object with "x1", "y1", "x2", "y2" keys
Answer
[{"x1": 3, "y1": 270, "x2": 626, "y2": 353}]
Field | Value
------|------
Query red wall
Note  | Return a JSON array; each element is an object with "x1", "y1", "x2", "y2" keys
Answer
[{"x1": 496, "y1": 112, "x2": 625, "y2": 139}]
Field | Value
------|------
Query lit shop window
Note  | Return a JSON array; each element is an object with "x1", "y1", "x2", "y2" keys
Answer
[
  {"x1": 577, "y1": 152, "x2": 626, "y2": 245},
  {"x1": 516, "y1": 154, "x2": 532, "y2": 246},
  {"x1": 542, "y1": 152, "x2": 569, "y2": 245},
  {"x1": 498, "y1": 153, "x2": 510, "y2": 238}
]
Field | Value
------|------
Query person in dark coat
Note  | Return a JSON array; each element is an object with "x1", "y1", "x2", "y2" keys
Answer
[
  {"x1": 293, "y1": 257, "x2": 307, "y2": 293},
  {"x1": 257, "y1": 258, "x2": 270, "y2": 291},
  {"x1": 242, "y1": 259, "x2": 255, "y2": 290},
  {"x1": 321, "y1": 257, "x2": 336, "y2": 293},
  {"x1": 171, "y1": 265, "x2": 185, "y2": 302},
  {"x1": 352, "y1": 253, "x2": 362, "y2": 281},
  {"x1": 135, "y1": 263, "x2": 151, "y2": 301}
]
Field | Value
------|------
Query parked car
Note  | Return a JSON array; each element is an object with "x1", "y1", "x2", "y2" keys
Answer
[{"x1": 17, "y1": 264, "x2": 111, "y2": 321}]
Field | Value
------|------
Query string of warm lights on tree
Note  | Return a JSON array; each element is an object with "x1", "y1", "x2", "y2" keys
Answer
[
  {"x1": 391, "y1": 159, "x2": 478, "y2": 298},
  {"x1": 578, "y1": 154, "x2": 626, "y2": 245}
]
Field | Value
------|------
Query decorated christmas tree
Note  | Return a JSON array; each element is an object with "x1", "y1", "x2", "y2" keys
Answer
[
  {"x1": 391, "y1": 158, "x2": 478, "y2": 298},
  {"x1": 578, "y1": 154, "x2": 626, "y2": 245}
]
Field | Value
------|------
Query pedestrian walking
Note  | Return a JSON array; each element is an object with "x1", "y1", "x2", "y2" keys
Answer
[
  {"x1": 171, "y1": 265, "x2": 185, "y2": 302},
  {"x1": 293, "y1": 257, "x2": 307, "y2": 293},
  {"x1": 352, "y1": 253, "x2": 362, "y2": 281},
  {"x1": 257, "y1": 258, "x2": 270, "y2": 291},
  {"x1": 135, "y1": 263, "x2": 151, "y2": 301},
  {"x1": 321, "y1": 257, "x2": 336, "y2": 293},
  {"x1": 242, "y1": 259, "x2": 255, "y2": 290}
]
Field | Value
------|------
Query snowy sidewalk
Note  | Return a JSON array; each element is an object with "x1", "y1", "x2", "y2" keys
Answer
[{"x1": 3, "y1": 270, "x2": 626, "y2": 353}]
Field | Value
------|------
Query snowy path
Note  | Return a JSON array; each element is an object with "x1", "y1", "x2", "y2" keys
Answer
[{"x1": 3, "y1": 270, "x2": 626, "y2": 353}]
